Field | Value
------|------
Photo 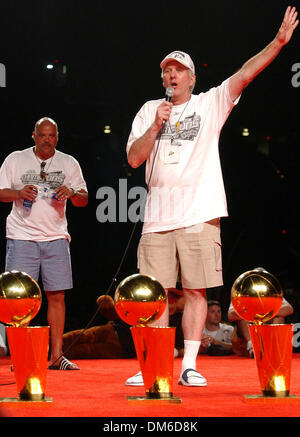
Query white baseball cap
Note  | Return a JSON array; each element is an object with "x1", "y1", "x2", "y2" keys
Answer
[{"x1": 160, "y1": 51, "x2": 195, "y2": 74}]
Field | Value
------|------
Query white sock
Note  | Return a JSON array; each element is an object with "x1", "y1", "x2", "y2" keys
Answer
[{"x1": 181, "y1": 340, "x2": 201, "y2": 373}]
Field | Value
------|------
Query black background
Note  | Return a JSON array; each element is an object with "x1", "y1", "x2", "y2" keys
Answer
[{"x1": 1, "y1": 0, "x2": 300, "y2": 330}]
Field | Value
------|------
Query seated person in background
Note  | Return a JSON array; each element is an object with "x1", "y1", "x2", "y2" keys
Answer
[
  {"x1": 0, "y1": 322, "x2": 8, "y2": 357},
  {"x1": 228, "y1": 297, "x2": 294, "y2": 357},
  {"x1": 200, "y1": 300, "x2": 234, "y2": 356}
]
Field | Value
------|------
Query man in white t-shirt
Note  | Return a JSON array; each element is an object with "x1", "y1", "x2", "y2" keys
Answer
[
  {"x1": 200, "y1": 301, "x2": 234, "y2": 356},
  {"x1": 0, "y1": 117, "x2": 88, "y2": 370},
  {"x1": 125, "y1": 8, "x2": 298, "y2": 387}
]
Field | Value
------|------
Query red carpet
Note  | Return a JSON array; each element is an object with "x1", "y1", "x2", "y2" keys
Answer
[{"x1": 1, "y1": 354, "x2": 300, "y2": 423}]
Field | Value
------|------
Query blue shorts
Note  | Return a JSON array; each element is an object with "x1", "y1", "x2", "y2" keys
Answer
[{"x1": 5, "y1": 239, "x2": 73, "y2": 291}]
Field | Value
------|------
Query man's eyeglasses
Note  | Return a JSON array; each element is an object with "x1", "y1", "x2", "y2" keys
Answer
[{"x1": 40, "y1": 162, "x2": 46, "y2": 181}]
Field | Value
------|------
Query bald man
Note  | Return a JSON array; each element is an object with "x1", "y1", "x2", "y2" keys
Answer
[{"x1": 0, "y1": 117, "x2": 88, "y2": 370}]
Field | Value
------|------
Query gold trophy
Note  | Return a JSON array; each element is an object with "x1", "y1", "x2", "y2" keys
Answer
[
  {"x1": 115, "y1": 274, "x2": 181, "y2": 403},
  {"x1": 231, "y1": 267, "x2": 296, "y2": 400},
  {"x1": 0, "y1": 270, "x2": 51, "y2": 402}
]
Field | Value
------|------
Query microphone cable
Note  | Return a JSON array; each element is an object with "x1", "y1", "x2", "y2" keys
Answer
[{"x1": 50, "y1": 88, "x2": 174, "y2": 367}]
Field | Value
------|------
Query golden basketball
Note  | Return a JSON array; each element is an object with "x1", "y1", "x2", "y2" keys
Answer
[
  {"x1": 114, "y1": 274, "x2": 166, "y2": 326},
  {"x1": 0, "y1": 271, "x2": 42, "y2": 327},
  {"x1": 231, "y1": 267, "x2": 283, "y2": 324}
]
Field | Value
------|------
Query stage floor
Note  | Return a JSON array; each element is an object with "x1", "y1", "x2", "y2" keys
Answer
[{"x1": 1, "y1": 354, "x2": 300, "y2": 422}]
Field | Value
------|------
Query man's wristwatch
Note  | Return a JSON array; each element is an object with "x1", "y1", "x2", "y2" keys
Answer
[{"x1": 70, "y1": 188, "x2": 77, "y2": 197}]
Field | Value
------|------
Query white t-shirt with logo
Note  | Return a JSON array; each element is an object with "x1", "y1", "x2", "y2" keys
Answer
[
  {"x1": 0, "y1": 147, "x2": 87, "y2": 242},
  {"x1": 203, "y1": 323, "x2": 234, "y2": 343},
  {"x1": 127, "y1": 78, "x2": 240, "y2": 234}
]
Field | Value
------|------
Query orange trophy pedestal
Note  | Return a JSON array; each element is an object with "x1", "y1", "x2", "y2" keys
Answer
[
  {"x1": 128, "y1": 326, "x2": 181, "y2": 404},
  {"x1": 3, "y1": 326, "x2": 51, "y2": 402},
  {"x1": 244, "y1": 324, "x2": 299, "y2": 403}
]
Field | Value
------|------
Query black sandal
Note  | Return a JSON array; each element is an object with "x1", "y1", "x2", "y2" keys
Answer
[{"x1": 48, "y1": 356, "x2": 80, "y2": 370}]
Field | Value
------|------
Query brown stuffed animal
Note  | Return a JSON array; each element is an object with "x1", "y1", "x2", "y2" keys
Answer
[
  {"x1": 63, "y1": 295, "x2": 123, "y2": 359},
  {"x1": 63, "y1": 292, "x2": 185, "y2": 359}
]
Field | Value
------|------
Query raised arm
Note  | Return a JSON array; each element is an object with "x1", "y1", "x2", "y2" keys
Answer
[{"x1": 229, "y1": 6, "x2": 299, "y2": 101}]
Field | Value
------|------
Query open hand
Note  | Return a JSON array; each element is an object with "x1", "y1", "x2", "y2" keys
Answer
[{"x1": 276, "y1": 6, "x2": 299, "y2": 46}]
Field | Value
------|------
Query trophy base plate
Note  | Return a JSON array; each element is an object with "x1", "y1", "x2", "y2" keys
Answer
[
  {"x1": 0, "y1": 397, "x2": 52, "y2": 403},
  {"x1": 243, "y1": 394, "x2": 300, "y2": 404},
  {"x1": 127, "y1": 395, "x2": 182, "y2": 404}
]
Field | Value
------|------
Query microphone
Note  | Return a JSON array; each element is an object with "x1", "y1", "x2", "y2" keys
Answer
[
  {"x1": 165, "y1": 87, "x2": 174, "y2": 102},
  {"x1": 161, "y1": 87, "x2": 174, "y2": 130}
]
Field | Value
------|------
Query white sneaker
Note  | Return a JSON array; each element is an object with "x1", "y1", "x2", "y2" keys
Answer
[
  {"x1": 178, "y1": 368, "x2": 207, "y2": 386},
  {"x1": 125, "y1": 371, "x2": 144, "y2": 386}
]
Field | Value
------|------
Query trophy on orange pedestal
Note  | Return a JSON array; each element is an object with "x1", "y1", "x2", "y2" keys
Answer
[
  {"x1": 231, "y1": 267, "x2": 297, "y2": 401},
  {"x1": 114, "y1": 273, "x2": 181, "y2": 404},
  {"x1": 0, "y1": 270, "x2": 51, "y2": 402}
]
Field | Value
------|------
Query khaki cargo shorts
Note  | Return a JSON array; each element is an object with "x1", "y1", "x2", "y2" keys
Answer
[{"x1": 137, "y1": 219, "x2": 223, "y2": 290}]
